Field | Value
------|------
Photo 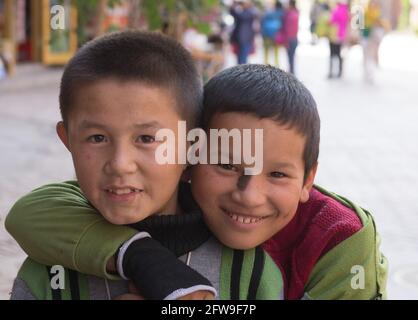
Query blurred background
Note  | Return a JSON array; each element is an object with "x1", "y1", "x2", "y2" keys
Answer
[{"x1": 1, "y1": 0, "x2": 417, "y2": 300}]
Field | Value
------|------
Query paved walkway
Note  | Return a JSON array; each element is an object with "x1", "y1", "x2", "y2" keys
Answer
[{"x1": 1, "y1": 31, "x2": 417, "y2": 300}]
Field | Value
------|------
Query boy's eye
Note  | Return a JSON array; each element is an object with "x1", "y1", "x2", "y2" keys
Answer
[
  {"x1": 218, "y1": 164, "x2": 238, "y2": 172},
  {"x1": 87, "y1": 135, "x2": 107, "y2": 144},
  {"x1": 270, "y1": 171, "x2": 286, "y2": 178},
  {"x1": 137, "y1": 135, "x2": 156, "y2": 144}
]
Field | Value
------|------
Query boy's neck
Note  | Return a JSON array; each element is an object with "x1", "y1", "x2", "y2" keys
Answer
[
  {"x1": 157, "y1": 188, "x2": 182, "y2": 215},
  {"x1": 129, "y1": 182, "x2": 211, "y2": 256}
]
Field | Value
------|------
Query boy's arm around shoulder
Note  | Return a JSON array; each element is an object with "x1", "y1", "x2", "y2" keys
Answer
[{"x1": 5, "y1": 181, "x2": 137, "y2": 279}]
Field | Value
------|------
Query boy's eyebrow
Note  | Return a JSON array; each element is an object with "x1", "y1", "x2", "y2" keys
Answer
[
  {"x1": 133, "y1": 121, "x2": 162, "y2": 130},
  {"x1": 273, "y1": 162, "x2": 297, "y2": 170},
  {"x1": 79, "y1": 120, "x2": 162, "y2": 130},
  {"x1": 79, "y1": 120, "x2": 107, "y2": 130}
]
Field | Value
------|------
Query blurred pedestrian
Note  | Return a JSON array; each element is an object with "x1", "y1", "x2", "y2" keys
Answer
[
  {"x1": 261, "y1": 1, "x2": 284, "y2": 66},
  {"x1": 314, "y1": 2, "x2": 331, "y2": 39},
  {"x1": 328, "y1": 1, "x2": 350, "y2": 79},
  {"x1": 284, "y1": 0, "x2": 299, "y2": 75},
  {"x1": 0, "y1": 55, "x2": 7, "y2": 80},
  {"x1": 230, "y1": 0, "x2": 258, "y2": 64},
  {"x1": 181, "y1": 15, "x2": 225, "y2": 82},
  {"x1": 361, "y1": 0, "x2": 389, "y2": 83},
  {"x1": 310, "y1": 0, "x2": 323, "y2": 44}
]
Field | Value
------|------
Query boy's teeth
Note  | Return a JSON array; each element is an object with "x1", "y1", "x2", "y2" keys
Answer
[
  {"x1": 229, "y1": 212, "x2": 263, "y2": 224},
  {"x1": 108, "y1": 188, "x2": 139, "y2": 195},
  {"x1": 114, "y1": 189, "x2": 131, "y2": 195}
]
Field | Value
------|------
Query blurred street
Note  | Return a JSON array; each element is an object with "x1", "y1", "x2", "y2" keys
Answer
[{"x1": 1, "y1": 31, "x2": 418, "y2": 300}]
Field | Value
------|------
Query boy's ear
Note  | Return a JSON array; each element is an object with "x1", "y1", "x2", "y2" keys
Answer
[
  {"x1": 56, "y1": 121, "x2": 70, "y2": 151},
  {"x1": 300, "y1": 162, "x2": 318, "y2": 203}
]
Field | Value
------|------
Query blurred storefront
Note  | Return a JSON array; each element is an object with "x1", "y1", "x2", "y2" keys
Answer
[
  {"x1": 0, "y1": 0, "x2": 77, "y2": 73},
  {"x1": 0, "y1": 0, "x2": 224, "y2": 77}
]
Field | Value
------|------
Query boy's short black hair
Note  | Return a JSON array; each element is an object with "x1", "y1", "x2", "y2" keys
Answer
[
  {"x1": 60, "y1": 31, "x2": 202, "y2": 128},
  {"x1": 202, "y1": 64, "x2": 320, "y2": 179}
]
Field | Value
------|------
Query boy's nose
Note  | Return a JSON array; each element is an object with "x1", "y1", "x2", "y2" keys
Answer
[
  {"x1": 105, "y1": 145, "x2": 137, "y2": 176},
  {"x1": 231, "y1": 175, "x2": 266, "y2": 208}
]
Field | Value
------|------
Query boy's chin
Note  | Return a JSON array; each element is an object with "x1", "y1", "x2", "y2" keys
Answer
[
  {"x1": 216, "y1": 234, "x2": 263, "y2": 250},
  {"x1": 101, "y1": 211, "x2": 149, "y2": 225}
]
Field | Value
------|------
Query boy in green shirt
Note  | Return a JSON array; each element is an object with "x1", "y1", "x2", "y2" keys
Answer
[{"x1": 6, "y1": 31, "x2": 283, "y2": 300}]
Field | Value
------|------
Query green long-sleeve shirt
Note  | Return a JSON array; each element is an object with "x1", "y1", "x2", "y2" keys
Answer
[
  {"x1": 6, "y1": 181, "x2": 137, "y2": 280},
  {"x1": 6, "y1": 181, "x2": 388, "y2": 299},
  {"x1": 6, "y1": 181, "x2": 284, "y2": 300}
]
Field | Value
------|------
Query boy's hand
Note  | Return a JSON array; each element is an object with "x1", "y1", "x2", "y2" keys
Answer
[
  {"x1": 117, "y1": 236, "x2": 217, "y2": 300},
  {"x1": 113, "y1": 293, "x2": 143, "y2": 300},
  {"x1": 177, "y1": 290, "x2": 215, "y2": 300},
  {"x1": 127, "y1": 282, "x2": 215, "y2": 300},
  {"x1": 113, "y1": 282, "x2": 144, "y2": 300}
]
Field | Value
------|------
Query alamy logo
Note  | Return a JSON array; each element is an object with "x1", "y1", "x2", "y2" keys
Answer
[
  {"x1": 50, "y1": 5, "x2": 66, "y2": 30},
  {"x1": 154, "y1": 121, "x2": 264, "y2": 175},
  {"x1": 50, "y1": 265, "x2": 65, "y2": 290},
  {"x1": 351, "y1": 265, "x2": 365, "y2": 290}
]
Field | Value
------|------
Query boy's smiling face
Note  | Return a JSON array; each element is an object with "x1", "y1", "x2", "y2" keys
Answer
[
  {"x1": 57, "y1": 79, "x2": 186, "y2": 225},
  {"x1": 191, "y1": 112, "x2": 317, "y2": 249}
]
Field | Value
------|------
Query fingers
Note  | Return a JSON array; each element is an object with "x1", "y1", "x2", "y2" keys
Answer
[{"x1": 113, "y1": 293, "x2": 144, "y2": 300}]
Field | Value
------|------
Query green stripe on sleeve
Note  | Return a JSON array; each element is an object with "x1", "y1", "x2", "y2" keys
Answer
[
  {"x1": 238, "y1": 249, "x2": 256, "y2": 299},
  {"x1": 256, "y1": 253, "x2": 284, "y2": 299},
  {"x1": 219, "y1": 246, "x2": 233, "y2": 299}
]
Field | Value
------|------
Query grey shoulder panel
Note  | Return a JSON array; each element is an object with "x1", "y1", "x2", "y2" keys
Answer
[
  {"x1": 186, "y1": 237, "x2": 222, "y2": 299},
  {"x1": 10, "y1": 278, "x2": 37, "y2": 300}
]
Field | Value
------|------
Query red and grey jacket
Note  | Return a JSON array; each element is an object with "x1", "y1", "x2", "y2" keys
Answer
[{"x1": 263, "y1": 185, "x2": 388, "y2": 300}]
